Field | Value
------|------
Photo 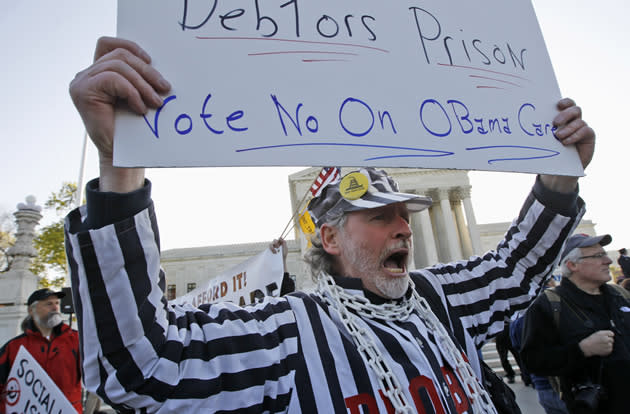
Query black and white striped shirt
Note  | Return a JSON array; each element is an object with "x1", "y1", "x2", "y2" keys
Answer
[{"x1": 65, "y1": 178, "x2": 583, "y2": 413}]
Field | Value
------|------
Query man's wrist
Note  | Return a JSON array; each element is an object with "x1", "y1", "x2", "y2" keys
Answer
[
  {"x1": 538, "y1": 174, "x2": 579, "y2": 194},
  {"x1": 534, "y1": 175, "x2": 580, "y2": 217},
  {"x1": 577, "y1": 339, "x2": 592, "y2": 357},
  {"x1": 98, "y1": 155, "x2": 145, "y2": 193}
]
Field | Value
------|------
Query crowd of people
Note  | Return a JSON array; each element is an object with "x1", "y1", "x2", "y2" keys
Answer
[
  {"x1": 2, "y1": 216, "x2": 625, "y2": 414},
  {"x1": 3, "y1": 232, "x2": 627, "y2": 413},
  {"x1": 0, "y1": 27, "x2": 628, "y2": 414}
]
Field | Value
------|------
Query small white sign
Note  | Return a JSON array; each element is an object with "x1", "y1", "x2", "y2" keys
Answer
[
  {"x1": 114, "y1": 0, "x2": 582, "y2": 176},
  {"x1": 4, "y1": 346, "x2": 76, "y2": 414},
  {"x1": 169, "y1": 245, "x2": 284, "y2": 307}
]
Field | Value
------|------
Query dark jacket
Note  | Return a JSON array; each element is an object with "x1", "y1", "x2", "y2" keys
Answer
[
  {"x1": 0, "y1": 319, "x2": 82, "y2": 413},
  {"x1": 520, "y1": 278, "x2": 630, "y2": 413},
  {"x1": 618, "y1": 255, "x2": 630, "y2": 278},
  {"x1": 510, "y1": 313, "x2": 552, "y2": 391}
]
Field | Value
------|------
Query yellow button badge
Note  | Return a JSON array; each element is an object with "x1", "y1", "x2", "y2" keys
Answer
[{"x1": 339, "y1": 172, "x2": 369, "y2": 200}]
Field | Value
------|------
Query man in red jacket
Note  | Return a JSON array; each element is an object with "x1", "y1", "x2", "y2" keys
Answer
[{"x1": 0, "y1": 288, "x2": 82, "y2": 413}]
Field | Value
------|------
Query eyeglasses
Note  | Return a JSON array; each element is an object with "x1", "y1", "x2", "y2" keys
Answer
[{"x1": 578, "y1": 252, "x2": 608, "y2": 260}]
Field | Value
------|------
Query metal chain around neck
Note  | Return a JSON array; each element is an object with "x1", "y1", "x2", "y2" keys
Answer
[{"x1": 316, "y1": 273, "x2": 496, "y2": 414}]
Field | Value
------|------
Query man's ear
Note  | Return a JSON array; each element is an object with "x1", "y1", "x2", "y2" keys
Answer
[
  {"x1": 566, "y1": 260, "x2": 579, "y2": 273},
  {"x1": 320, "y1": 224, "x2": 341, "y2": 256}
]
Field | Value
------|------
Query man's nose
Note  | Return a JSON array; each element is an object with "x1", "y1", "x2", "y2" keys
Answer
[{"x1": 393, "y1": 216, "x2": 412, "y2": 239}]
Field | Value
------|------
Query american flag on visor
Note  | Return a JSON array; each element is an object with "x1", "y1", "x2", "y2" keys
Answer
[{"x1": 310, "y1": 167, "x2": 341, "y2": 197}]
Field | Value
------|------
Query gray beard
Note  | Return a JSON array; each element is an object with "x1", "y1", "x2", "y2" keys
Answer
[
  {"x1": 34, "y1": 312, "x2": 63, "y2": 329},
  {"x1": 343, "y1": 239, "x2": 410, "y2": 299},
  {"x1": 374, "y1": 274, "x2": 409, "y2": 299}
]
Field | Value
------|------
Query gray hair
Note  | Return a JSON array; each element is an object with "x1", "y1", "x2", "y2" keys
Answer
[
  {"x1": 559, "y1": 247, "x2": 582, "y2": 278},
  {"x1": 303, "y1": 212, "x2": 347, "y2": 280},
  {"x1": 21, "y1": 315, "x2": 32, "y2": 332},
  {"x1": 23, "y1": 302, "x2": 38, "y2": 332}
]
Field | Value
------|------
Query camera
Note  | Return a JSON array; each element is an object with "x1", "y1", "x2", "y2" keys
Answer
[{"x1": 571, "y1": 380, "x2": 605, "y2": 413}]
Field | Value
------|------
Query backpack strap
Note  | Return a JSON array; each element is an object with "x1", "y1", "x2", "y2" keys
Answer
[
  {"x1": 542, "y1": 288, "x2": 562, "y2": 329},
  {"x1": 540, "y1": 288, "x2": 564, "y2": 397},
  {"x1": 607, "y1": 283, "x2": 630, "y2": 300}
]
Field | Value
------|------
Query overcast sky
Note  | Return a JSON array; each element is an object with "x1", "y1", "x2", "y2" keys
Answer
[{"x1": 1, "y1": 1, "x2": 628, "y2": 253}]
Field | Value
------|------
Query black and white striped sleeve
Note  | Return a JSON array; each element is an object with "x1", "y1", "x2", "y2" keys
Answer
[
  {"x1": 65, "y1": 184, "x2": 300, "y2": 413},
  {"x1": 418, "y1": 177, "x2": 585, "y2": 347}
]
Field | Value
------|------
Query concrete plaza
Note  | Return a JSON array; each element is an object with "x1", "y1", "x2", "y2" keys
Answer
[{"x1": 509, "y1": 379, "x2": 546, "y2": 414}]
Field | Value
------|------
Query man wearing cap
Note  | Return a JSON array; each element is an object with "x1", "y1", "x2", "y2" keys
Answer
[
  {"x1": 520, "y1": 234, "x2": 630, "y2": 413},
  {"x1": 617, "y1": 248, "x2": 630, "y2": 282},
  {"x1": 0, "y1": 288, "x2": 82, "y2": 413},
  {"x1": 64, "y1": 36, "x2": 594, "y2": 413}
]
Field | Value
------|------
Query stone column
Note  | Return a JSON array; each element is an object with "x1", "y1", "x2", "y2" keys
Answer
[
  {"x1": 452, "y1": 193, "x2": 473, "y2": 259},
  {"x1": 419, "y1": 209, "x2": 438, "y2": 265},
  {"x1": 2, "y1": 196, "x2": 42, "y2": 305},
  {"x1": 410, "y1": 208, "x2": 438, "y2": 268},
  {"x1": 460, "y1": 186, "x2": 483, "y2": 255},
  {"x1": 0, "y1": 196, "x2": 42, "y2": 343},
  {"x1": 437, "y1": 189, "x2": 462, "y2": 261}
]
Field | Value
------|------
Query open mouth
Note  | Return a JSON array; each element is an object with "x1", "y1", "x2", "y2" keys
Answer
[{"x1": 382, "y1": 249, "x2": 408, "y2": 275}]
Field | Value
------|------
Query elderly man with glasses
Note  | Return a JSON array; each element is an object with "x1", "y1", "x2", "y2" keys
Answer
[{"x1": 521, "y1": 234, "x2": 630, "y2": 414}]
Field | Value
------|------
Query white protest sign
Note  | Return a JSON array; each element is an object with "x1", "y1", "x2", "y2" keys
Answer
[
  {"x1": 169, "y1": 246, "x2": 284, "y2": 307},
  {"x1": 3, "y1": 346, "x2": 75, "y2": 414},
  {"x1": 114, "y1": 0, "x2": 582, "y2": 176}
]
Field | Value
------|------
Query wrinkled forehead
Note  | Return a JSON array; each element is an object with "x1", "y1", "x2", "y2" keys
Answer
[{"x1": 342, "y1": 202, "x2": 412, "y2": 225}]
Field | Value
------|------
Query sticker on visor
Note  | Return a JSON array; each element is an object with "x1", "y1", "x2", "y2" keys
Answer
[{"x1": 339, "y1": 172, "x2": 369, "y2": 200}]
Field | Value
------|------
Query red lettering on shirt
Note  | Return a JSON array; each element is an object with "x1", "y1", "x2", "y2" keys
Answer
[
  {"x1": 344, "y1": 368, "x2": 473, "y2": 413},
  {"x1": 345, "y1": 393, "x2": 379, "y2": 414},
  {"x1": 441, "y1": 367, "x2": 470, "y2": 413},
  {"x1": 409, "y1": 375, "x2": 446, "y2": 414}
]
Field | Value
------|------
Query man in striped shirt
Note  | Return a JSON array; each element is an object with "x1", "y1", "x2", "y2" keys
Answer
[{"x1": 65, "y1": 36, "x2": 595, "y2": 413}]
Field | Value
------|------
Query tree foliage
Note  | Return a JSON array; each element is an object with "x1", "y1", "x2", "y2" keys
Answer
[
  {"x1": 43, "y1": 182, "x2": 77, "y2": 213},
  {"x1": 0, "y1": 213, "x2": 15, "y2": 272},
  {"x1": 31, "y1": 182, "x2": 77, "y2": 289}
]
